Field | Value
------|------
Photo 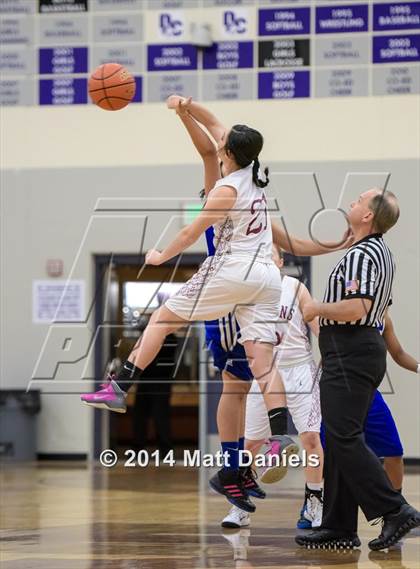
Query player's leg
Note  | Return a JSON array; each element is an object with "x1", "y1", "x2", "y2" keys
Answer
[
  {"x1": 222, "y1": 376, "x2": 268, "y2": 529},
  {"x1": 81, "y1": 305, "x2": 187, "y2": 412},
  {"x1": 285, "y1": 361, "x2": 324, "y2": 529},
  {"x1": 237, "y1": 262, "x2": 298, "y2": 458},
  {"x1": 225, "y1": 347, "x2": 267, "y2": 501},
  {"x1": 221, "y1": 398, "x2": 254, "y2": 529},
  {"x1": 364, "y1": 391, "x2": 404, "y2": 491},
  {"x1": 206, "y1": 336, "x2": 257, "y2": 515},
  {"x1": 383, "y1": 457, "x2": 404, "y2": 491},
  {"x1": 211, "y1": 370, "x2": 256, "y2": 513},
  {"x1": 298, "y1": 432, "x2": 324, "y2": 529},
  {"x1": 242, "y1": 340, "x2": 298, "y2": 462}
]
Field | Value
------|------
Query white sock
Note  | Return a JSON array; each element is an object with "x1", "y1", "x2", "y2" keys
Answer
[{"x1": 307, "y1": 481, "x2": 323, "y2": 492}]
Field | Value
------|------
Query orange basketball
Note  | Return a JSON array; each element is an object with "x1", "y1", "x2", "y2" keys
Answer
[{"x1": 88, "y1": 63, "x2": 136, "y2": 111}]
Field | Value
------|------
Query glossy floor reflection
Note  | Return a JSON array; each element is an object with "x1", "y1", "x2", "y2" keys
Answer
[{"x1": 0, "y1": 462, "x2": 419, "y2": 568}]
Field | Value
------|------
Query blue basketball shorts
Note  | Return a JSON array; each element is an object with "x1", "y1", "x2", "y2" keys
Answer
[{"x1": 207, "y1": 338, "x2": 253, "y2": 382}]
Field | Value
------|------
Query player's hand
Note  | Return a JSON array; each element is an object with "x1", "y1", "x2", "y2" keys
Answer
[
  {"x1": 145, "y1": 249, "x2": 163, "y2": 265},
  {"x1": 166, "y1": 94, "x2": 185, "y2": 109},
  {"x1": 176, "y1": 96, "x2": 192, "y2": 117},
  {"x1": 340, "y1": 226, "x2": 354, "y2": 250},
  {"x1": 303, "y1": 300, "x2": 321, "y2": 323}
]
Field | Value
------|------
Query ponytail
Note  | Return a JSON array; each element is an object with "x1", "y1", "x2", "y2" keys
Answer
[{"x1": 252, "y1": 157, "x2": 269, "y2": 189}]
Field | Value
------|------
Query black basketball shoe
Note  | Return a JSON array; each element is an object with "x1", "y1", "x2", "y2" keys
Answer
[
  {"x1": 209, "y1": 469, "x2": 256, "y2": 513},
  {"x1": 295, "y1": 529, "x2": 361, "y2": 549},
  {"x1": 368, "y1": 503, "x2": 420, "y2": 551},
  {"x1": 240, "y1": 467, "x2": 266, "y2": 499}
]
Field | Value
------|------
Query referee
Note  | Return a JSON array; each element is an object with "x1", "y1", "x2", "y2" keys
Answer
[{"x1": 296, "y1": 188, "x2": 420, "y2": 551}]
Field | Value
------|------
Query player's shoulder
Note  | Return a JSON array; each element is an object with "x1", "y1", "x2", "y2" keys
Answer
[
  {"x1": 283, "y1": 275, "x2": 300, "y2": 287},
  {"x1": 283, "y1": 275, "x2": 303, "y2": 294},
  {"x1": 217, "y1": 164, "x2": 252, "y2": 187}
]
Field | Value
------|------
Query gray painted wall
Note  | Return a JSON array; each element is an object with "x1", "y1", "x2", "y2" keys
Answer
[{"x1": 1, "y1": 158, "x2": 419, "y2": 456}]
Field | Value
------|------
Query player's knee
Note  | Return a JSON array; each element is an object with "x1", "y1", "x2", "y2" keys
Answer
[
  {"x1": 300, "y1": 431, "x2": 321, "y2": 452},
  {"x1": 150, "y1": 306, "x2": 180, "y2": 336}
]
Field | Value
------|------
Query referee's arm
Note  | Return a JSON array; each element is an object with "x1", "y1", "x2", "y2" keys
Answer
[
  {"x1": 303, "y1": 248, "x2": 375, "y2": 323},
  {"x1": 304, "y1": 298, "x2": 372, "y2": 323}
]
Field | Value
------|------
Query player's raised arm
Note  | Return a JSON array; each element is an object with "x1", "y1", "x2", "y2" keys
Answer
[
  {"x1": 383, "y1": 314, "x2": 420, "y2": 373},
  {"x1": 167, "y1": 95, "x2": 226, "y2": 144},
  {"x1": 172, "y1": 98, "x2": 220, "y2": 195},
  {"x1": 271, "y1": 220, "x2": 352, "y2": 257},
  {"x1": 145, "y1": 186, "x2": 236, "y2": 266}
]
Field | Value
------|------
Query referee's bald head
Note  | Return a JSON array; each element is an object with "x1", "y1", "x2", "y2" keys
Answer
[
  {"x1": 368, "y1": 188, "x2": 400, "y2": 234},
  {"x1": 349, "y1": 188, "x2": 400, "y2": 236}
]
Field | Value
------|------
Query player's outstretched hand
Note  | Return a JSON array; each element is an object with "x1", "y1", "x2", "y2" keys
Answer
[
  {"x1": 176, "y1": 96, "x2": 192, "y2": 117},
  {"x1": 166, "y1": 94, "x2": 185, "y2": 109},
  {"x1": 341, "y1": 226, "x2": 354, "y2": 250},
  {"x1": 303, "y1": 300, "x2": 321, "y2": 323},
  {"x1": 145, "y1": 249, "x2": 163, "y2": 266}
]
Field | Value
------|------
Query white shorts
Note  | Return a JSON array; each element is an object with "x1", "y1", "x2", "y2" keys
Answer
[
  {"x1": 244, "y1": 359, "x2": 321, "y2": 439},
  {"x1": 165, "y1": 255, "x2": 281, "y2": 344}
]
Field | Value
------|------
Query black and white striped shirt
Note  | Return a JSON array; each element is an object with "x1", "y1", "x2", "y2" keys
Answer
[{"x1": 320, "y1": 233, "x2": 395, "y2": 328}]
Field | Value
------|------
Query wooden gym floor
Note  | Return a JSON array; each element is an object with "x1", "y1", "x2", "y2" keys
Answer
[{"x1": 0, "y1": 462, "x2": 419, "y2": 569}]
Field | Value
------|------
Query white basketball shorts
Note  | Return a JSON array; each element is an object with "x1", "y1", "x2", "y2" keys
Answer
[
  {"x1": 165, "y1": 254, "x2": 281, "y2": 344},
  {"x1": 245, "y1": 359, "x2": 321, "y2": 439}
]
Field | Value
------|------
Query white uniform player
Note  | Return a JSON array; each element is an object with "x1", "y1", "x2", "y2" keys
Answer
[
  {"x1": 166, "y1": 163, "x2": 281, "y2": 345},
  {"x1": 242, "y1": 270, "x2": 324, "y2": 529},
  {"x1": 245, "y1": 274, "x2": 321, "y2": 442}
]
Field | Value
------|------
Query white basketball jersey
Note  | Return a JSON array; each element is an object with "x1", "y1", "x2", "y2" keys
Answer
[
  {"x1": 210, "y1": 162, "x2": 273, "y2": 262},
  {"x1": 275, "y1": 275, "x2": 313, "y2": 366}
]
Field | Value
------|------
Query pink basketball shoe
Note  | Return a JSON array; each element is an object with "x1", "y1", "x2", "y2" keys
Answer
[
  {"x1": 260, "y1": 435, "x2": 299, "y2": 484},
  {"x1": 81, "y1": 379, "x2": 127, "y2": 413}
]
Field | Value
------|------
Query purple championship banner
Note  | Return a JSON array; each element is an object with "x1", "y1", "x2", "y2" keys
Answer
[
  {"x1": 258, "y1": 70, "x2": 310, "y2": 99},
  {"x1": 132, "y1": 76, "x2": 142, "y2": 103},
  {"x1": 203, "y1": 41, "x2": 253, "y2": 70},
  {"x1": 39, "y1": 47, "x2": 88, "y2": 74},
  {"x1": 373, "y1": 34, "x2": 420, "y2": 63},
  {"x1": 39, "y1": 0, "x2": 88, "y2": 13},
  {"x1": 259, "y1": 7, "x2": 311, "y2": 36},
  {"x1": 316, "y1": 4, "x2": 369, "y2": 34},
  {"x1": 373, "y1": 2, "x2": 420, "y2": 31},
  {"x1": 39, "y1": 77, "x2": 87, "y2": 105},
  {"x1": 147, "y1": 44, "x2": 197, "y2": 72}
]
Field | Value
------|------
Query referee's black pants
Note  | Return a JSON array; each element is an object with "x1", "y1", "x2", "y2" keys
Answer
[{"x1": 319, "y1": 326, "x2": 404, "y2": 532}]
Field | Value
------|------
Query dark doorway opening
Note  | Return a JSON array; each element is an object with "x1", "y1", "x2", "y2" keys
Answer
[{"x1": 93, "y1": 254, "x2": 205, "y2": 459}]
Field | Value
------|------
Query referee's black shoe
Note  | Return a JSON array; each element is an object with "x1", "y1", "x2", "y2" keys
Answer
[
  {"x1": 295, "y1": 529, "x2": 361, "y2": 549},
  {"x1": 209, "y1": 469, "x2": 256, "y2": 513},
  {"x1": 368, "y1": 503, "x2": 420, "y2": 551}
]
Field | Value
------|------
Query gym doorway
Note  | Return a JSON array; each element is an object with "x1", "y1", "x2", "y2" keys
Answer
[{"x1": 93, "y1": 254, "x2": 205, "y2": 459}]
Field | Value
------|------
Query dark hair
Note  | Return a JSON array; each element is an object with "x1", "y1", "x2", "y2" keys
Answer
[
  {"x1": 368, "y1": 190, "x2": 400, "y2": 233},
  {"x1": 225, "y1": 124, "x2": 269, "y2": 188}
]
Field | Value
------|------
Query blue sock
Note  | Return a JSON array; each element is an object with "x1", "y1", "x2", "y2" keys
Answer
[{"x1": 221, "y1": 441, "x2": 239, "y2": 471}]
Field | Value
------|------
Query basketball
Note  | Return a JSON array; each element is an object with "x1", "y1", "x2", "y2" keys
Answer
[{"x1": 88, "y1": 63, "x2": 136, "y2": 111}]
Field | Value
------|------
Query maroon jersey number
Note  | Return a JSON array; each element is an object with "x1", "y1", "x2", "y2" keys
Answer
[{"x1": 246, "y1": 194, "x2": 268, "y2": 236}]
